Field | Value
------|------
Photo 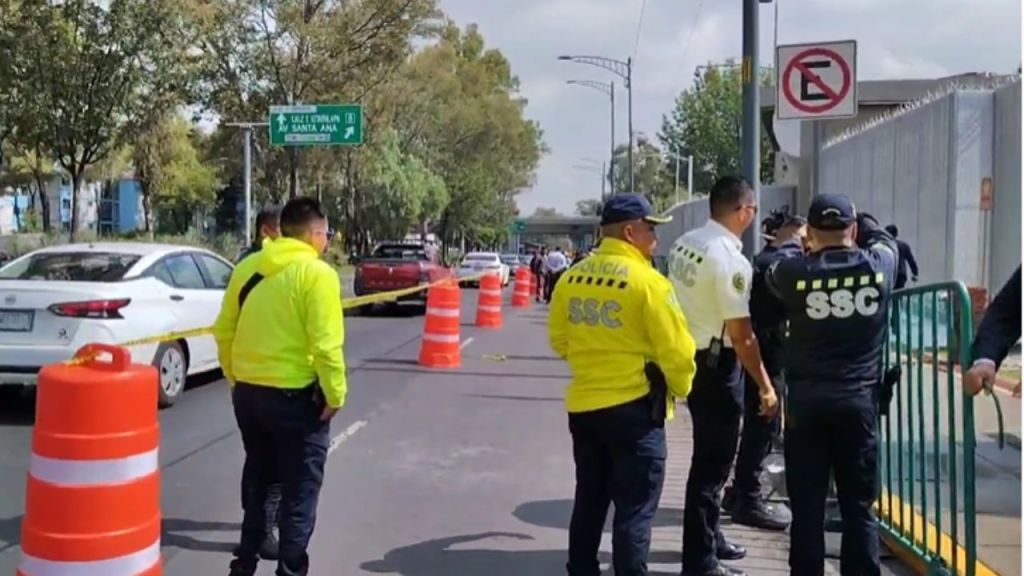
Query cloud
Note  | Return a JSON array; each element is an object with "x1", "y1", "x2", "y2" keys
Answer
[{"x1": 438, "y1": 0, "x2": 1020, "y2": 215}]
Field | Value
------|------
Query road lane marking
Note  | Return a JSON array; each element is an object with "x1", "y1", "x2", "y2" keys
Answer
[
  {"x1": 460, "y1": 337, "x2": 475, "y2": 350},
  {"x1": 328, "y1": 420, "x2": 367, "y2": 455}
]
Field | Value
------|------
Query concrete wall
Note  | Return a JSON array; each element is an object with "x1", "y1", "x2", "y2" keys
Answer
[{"x1": 818, "y1": 82, "x2": 1022, "y2": 292}]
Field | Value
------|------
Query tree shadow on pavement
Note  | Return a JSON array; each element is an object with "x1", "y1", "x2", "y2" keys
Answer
[
  {"x1": 162, "y1": 518, "x2": 240, "y2": 554},
  {"x1": 359, "y1": 532, "x2": 682, "y2": 576},
  {"x1": 513, "y1": 499, "x2": 683, "y2": 531}
]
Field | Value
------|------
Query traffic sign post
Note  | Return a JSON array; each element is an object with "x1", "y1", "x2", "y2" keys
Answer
[
  {"x1": 775, "y1": 40, "x2": 857, "y2": 121},
  {"x1": 269, "y1": 104, "x2": 363, "y2": 147}
]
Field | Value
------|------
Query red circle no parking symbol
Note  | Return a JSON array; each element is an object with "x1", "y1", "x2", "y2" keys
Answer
[{"x1": 782, "y1": 47, "x2": 852, "y2": 114}]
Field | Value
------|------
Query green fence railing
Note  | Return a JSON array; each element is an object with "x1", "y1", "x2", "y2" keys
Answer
[{"x1": 879, "y1": 281, "x2": 1001, "y2": 576}]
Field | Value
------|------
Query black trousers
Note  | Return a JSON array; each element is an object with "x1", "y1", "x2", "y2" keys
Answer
[
  {"x1": 240, "y1": 464, "x2": 282, "y2": 536},
  {"x1": 732, "y1": 370, "x2": 784, "y2": 506},
  {"x1": 231, "y1": 383, "x2": 331, "y2": 576},
  {"x1": 682, "y1": 349, "x2": 744, "y2": 574},
  {"x1": 786, "y1": 390, "x2": 880, "y2": 576},
  {"x1": 567, "y1": 397, "x2": 667, "y2": 576}
]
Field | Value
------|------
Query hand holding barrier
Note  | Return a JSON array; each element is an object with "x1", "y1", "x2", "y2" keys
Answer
[
  {"x1": 20, "y1": 344, "x2": 161, "y2": 576},
  {"x1": 418, "y1": 280, "x2": 462, "y2": 368},
  {"x1": 511, "y1": 268, "x2": 532, "y2": 308},
  {"x1": 475, "y1": 273, "x2": 503, "y2": 329}
]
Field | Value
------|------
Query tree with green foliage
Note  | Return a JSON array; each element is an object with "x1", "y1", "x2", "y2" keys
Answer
[
  {"x1": 575, "y1": 199, "x2": 602, "y2": 217},
  {"x1": 132, "y1": 114, "x2": 219, "y2": 236},
  {"x1": 659, "y1": 61, "x2": 775, "y2": 195},
  {"x1": 0, "y1": 0, "x2": 195, "y2": 240},
  {"x1": 609, "y1": 136, "x2": 674, "y2": 211}
]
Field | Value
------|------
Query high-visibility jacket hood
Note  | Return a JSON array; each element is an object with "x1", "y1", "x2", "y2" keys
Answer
[{"x1": 256, "y1": 237, "x2": 320, "y2": 278}]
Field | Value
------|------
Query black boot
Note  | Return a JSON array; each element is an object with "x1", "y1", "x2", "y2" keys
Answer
[{"x1": 731, "y1": 499, "x2": 790, "y2": 531}]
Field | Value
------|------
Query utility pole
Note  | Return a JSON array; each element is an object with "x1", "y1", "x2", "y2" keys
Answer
[
  {"x1": 224, "y1": 121, "x2": 269, "y2": 244},
  {"x1": 741, "y1": 0, "x2": 763, "y2": 252}
]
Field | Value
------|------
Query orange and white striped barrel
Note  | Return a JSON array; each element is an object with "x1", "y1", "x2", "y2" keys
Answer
[
  {"x1": 475, "y1": 273, "x2": 503, "y2": 329},
  {"x1": 511, "y1": 267, "x2": 532, "y2": 308},
  {"x1": 19, "y1": 343, "x2": 161, "y2": 576},
  {"x1": 418, "y1": 280, "x2": 462, "y2": 368}
]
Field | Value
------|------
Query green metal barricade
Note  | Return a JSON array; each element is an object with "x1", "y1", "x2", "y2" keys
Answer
[{"x1": 879, "y1": 281, "x2": 1002, "y2": 576}]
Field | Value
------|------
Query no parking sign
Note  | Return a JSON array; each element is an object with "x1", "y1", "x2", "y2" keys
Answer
[{"x1": 775, "y1": 40, "x2": 858, "y2": 120}]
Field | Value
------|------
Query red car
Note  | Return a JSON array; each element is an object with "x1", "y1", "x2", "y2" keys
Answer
[{"x1": 352, "y1": 242, "x2": 446, "y2": 313}]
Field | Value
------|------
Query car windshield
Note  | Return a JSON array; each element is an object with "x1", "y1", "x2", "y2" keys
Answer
[
  {"x1": 372, "y1": 245, "x2": 428, "y2": 260},
  {"x1": 463, "y1": 254, "x2": 498, "y2": 263},
  {"x1": 0, "y1": 252, "x2": 139, "y2": 282}
]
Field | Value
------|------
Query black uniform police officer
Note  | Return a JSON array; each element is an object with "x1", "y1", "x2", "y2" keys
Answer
[
  {"x1": 549, "y1": 194, "x2": 698, "y2": 576},
  {"x1": 668, "y1": 176, "x2": 779, "y2": 576},
  {"x1": 233, "y1": 204, "x2": 284, "y2": 562},
  {"x1": 765, "y1": 194, "x2": 898, "y2": 576},
  {"x1": 725, "y1": 215, "x2": 806, "y2": 531}
]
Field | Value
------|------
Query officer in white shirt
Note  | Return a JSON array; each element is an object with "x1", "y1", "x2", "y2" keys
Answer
[
  {"x1": 667, "y1": 176, "x2": 779, "y2": 576},
  {"x1": 544, "y1": 247, "x2": 569, "y2": 302}
]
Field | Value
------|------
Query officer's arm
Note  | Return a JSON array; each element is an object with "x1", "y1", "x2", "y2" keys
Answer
[
  {"x1": 212, "y1": 267, "x2": 244, "y2": 385},
  {"x1": 971, "y1": 266, "x2": 1022, "y2": 369},
  {"x1": 642, "y1": 281, "x2": 697, "y2": 398},
  {"x1": 856, "y1": 214, "x2": 900, "y2": 288},
  {"x1": 305, "y1": 264, "x2": 348, "y2": 409},
  {"x1": 905, "y1": 242, "x2": 920, "y2": 277},
  {"x1": 548, "y1": 274, "x2": 569, "y2": 359},
  {"x1": 717, "y1": 259, "x2": 772, "y2": 393}
]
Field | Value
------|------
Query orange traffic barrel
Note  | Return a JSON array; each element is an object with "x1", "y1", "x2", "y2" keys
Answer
[
  {"x1": 475, "y1": 273, "x2": 503, "y2": 329},
  {"x1": 511, "y1": 267, "x2": 532, "y2": 308},
  {"x1": 419, "y1": 280, "x2": 462, "y2": 368},
  {"x1": 19, "y1": 343, "x2": 161, "y2": 576}
]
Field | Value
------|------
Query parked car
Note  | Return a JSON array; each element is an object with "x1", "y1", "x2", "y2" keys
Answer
[
  {"x1": 457, "y1": 252, "x2": 509, "y2": 287},
  {"x1": 501, "y1": 254, "x2": 522, "y2": 276},
  {"x1": 0, "y1": 242, "x2": 234, "y2": 407},
  {"x1": 352, "y1": 242, "x2": 445, "y2": 313}
]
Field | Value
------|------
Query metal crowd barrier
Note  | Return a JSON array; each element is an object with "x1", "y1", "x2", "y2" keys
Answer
[{"x1": 879, "y1": 281, "x2": 996, "y2": 576}]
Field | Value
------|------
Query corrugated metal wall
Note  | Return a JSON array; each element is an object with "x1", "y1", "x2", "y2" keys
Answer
[
  {"x1": 991, "y1": 81, "x2": 1022, "y2": 291},
  {"x1": 819, "y1": 81, "x2": 1021, "y2": 292}
]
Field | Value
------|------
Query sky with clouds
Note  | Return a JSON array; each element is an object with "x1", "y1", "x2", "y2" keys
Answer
[{"x1": 437, "y1": 0, "x2": 1022, "y2": 215}]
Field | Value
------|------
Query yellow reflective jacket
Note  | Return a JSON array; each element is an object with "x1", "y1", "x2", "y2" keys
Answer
[
  {"x1": 548, "y1": 237, "x2": 697, "y2": 414},
  {"x1": 213, "y1": 237, "x2": 347, "y2": 408}
]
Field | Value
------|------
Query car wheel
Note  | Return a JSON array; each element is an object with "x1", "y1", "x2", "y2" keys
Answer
[{"x1": 154, "y1": 341, "x2": 188, "y2": 408}]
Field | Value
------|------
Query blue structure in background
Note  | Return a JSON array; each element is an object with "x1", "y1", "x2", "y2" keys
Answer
[{"x1": 98, "y1": 179, "x2": 143, "y2": 234}]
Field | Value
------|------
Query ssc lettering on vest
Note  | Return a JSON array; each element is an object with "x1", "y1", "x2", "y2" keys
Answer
[
  {"x1": 669, "y1": 257, "x2": 698, "y2": 288},
  {"x1": 573, "y1": 260, "x2": 629, "y2": 278},
  {"x1": 805, "y1": 287, "x2": 881, "y2": 320},
  {"x1": 568, "y1": 297, "x2": 623, "y2": 328}
]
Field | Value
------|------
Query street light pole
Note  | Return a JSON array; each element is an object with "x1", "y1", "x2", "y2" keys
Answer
[
  {"x1": 559, "y1": 54, "x2": 635, "y2": 194},
  {"x1": 224, "y1": 121, "x2": 270, "y2": 244},
  {"x1": 566, "y1": 79, "x2": 616, "y2": 196},
  {"x1": 742, "y1": 0, "x2": 762, "y2": 251}
]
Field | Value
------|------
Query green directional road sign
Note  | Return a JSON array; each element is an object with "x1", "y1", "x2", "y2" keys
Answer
[
  {"x1": 511, "y1": 219, "x2": 527, "y2": 234},
  {"x1": 269, "y1": 104, "x2": 363, "y2": 147}
]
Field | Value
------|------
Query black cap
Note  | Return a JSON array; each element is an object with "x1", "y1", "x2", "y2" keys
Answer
[
  {"x1": 807, "y1": 194, "x2": 857, "y2": 231},
  {"x1": 600, "y1": 194, "x2": 672, "y2": 226}
]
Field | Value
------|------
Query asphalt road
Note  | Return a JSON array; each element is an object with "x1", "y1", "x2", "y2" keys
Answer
[{"x1": 0, "y1": 290, "x2": 491, "y2": 575}]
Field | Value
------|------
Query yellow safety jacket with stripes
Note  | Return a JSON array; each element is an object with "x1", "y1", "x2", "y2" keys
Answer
[{"x1": 548, "y1": 237, "x2": 697, "y2": 414}]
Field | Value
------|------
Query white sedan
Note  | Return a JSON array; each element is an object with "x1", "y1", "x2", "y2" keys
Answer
[
  {"x1": 457, "y1": 252, "x2": 510, "y2": 286},
  {"x1": 0, "y1": 242, "x2": 234, "y2": 407}
]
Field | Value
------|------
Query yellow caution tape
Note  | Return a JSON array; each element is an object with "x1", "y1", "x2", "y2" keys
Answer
[{"x1": 62, "y1": 273, "x2": 488, "y2": 366}]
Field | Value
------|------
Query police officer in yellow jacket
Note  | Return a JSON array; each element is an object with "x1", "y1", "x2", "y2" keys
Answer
[
  {"x1": 213, "y1": 197, "x2": 345, "y2": 576},
  {"x1": 549, "y1": 194, "x2": 698, "y2": 576}
]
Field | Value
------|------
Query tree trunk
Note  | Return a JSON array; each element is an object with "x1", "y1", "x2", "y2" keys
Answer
[
  {"x1": 140, "y1": 181, "x2": 154, "y2": 239},
  {"x1": 70, "y1": 169, "x2": 84, "y2": 242},
  {"x1": 288, "y1": 148, "x2": 300, "y2": 198},
  {"x1": 33, "y1": 171, "x2": 51, "y2": 233}
]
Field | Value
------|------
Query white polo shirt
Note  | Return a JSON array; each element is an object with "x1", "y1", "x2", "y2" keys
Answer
[{"x1": 667, "y1": 219, "x2": 753, "y2": 349}]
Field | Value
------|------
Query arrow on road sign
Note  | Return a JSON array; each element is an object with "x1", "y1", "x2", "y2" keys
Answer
[
  {"x1": 277, "y1": 114, "x2": 287, "y2": 131},
  {"x1": 344, "y1": 126, "x2": 355, "y2": 139}
]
